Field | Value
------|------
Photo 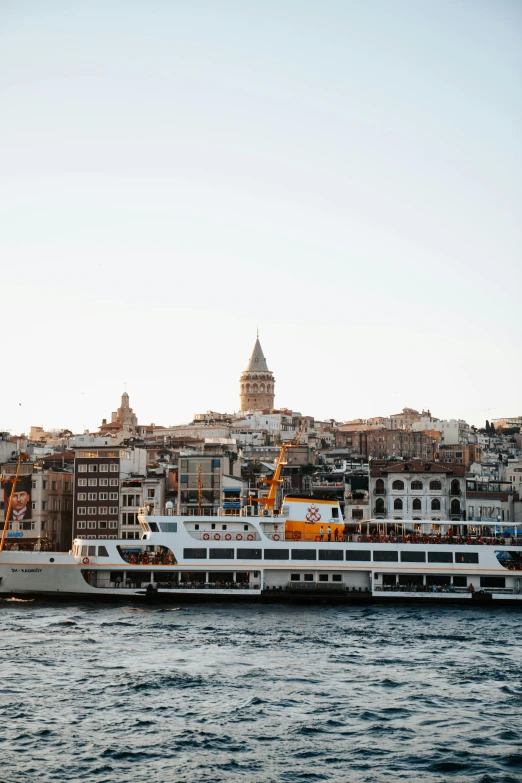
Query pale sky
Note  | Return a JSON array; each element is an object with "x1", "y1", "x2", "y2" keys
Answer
[{"x1": 1, "y1": 0, "x2": 521, "y2": 435}]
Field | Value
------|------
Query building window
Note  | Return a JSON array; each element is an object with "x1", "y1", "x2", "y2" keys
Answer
[
  {"x1": 99, "y1": 478, "x2": 108, "y2": 487},
  {"x1": 109, "y1": 479, "x2": 118, "y2": 486},
  {"x1": 411, "y1": 480, "x2": 423, "y2": 490},
  {"x1": 109, "y1": 492, "x2": 118, "y2": 500},
  {"x1": 88, "y1": 493, "x2": 97, "y2": 501},
  {"x1": 78, "y1": 465, "x2": 87, "y2": 473},
  {"x1": 431, "y1": 498, "x2": 441, "y2": 511},
  {"x1": 147, "y1": 489, "x2": 155, "y2": 499},
  {"x1": 99, "y1": 521, "x2": 107, "y2": 529},
  {"x1": 412, "y1": 498, "x2": 422, "y2": 510},
  {"x1": 88, "y1": 479, "x2": 97, "y2": 487},
  {"x1": 99, "y1": 493, "x2": 108, "y2": 501},
  {"x1": 99, "y1": 507, "x2": 108, "y2": 515},
  {"x1": 77, "y1": 521, "x2": 86, "y2": 529},
  {"x1": 392, "y1": 480, "x2": 404, "y2": 490},
  {"x1": 87, "y1": 507, "x2": 96, "y2": 515},
  {"x1": 110, "y1": 464, "x2": 119, "y2": 472},
  {"x1": 88, "y1": 521, "x2": 97, "y2": 529},
  {"x1": 89, "y1": 465, "x2": 98, "y2": 473},
  {"x1": 429, "y1": 480, "x2": 442, "y2": 491},
  {"x1": 77, "y1": 507, "x2": 86, "y2": 515},
  {"x1": 393, "y1": 498, "x2": 403, "y2": 510},
  {"x1": 100, "y1": 465, "x2": 109, "y2": 472},
  {"x1": 109, "y1": 521, "x2": 118, "y2": 529},
  {"x1": 78, "y1": 493, "x2": 86, "y2": 501},
  {"x1": 109, "y1": 507, "x2": 118, "y2": 515},
  {"x1": 78, "y1": 479, "x2": 87, "y2": 487}
]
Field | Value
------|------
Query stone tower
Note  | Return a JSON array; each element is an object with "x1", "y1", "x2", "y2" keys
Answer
[
  {"x1": 112, "y1": 391, "x2": 138, "y2": 432},
  {"x1": 240, "y1": 335, "x2": 275, "y2": 411}
]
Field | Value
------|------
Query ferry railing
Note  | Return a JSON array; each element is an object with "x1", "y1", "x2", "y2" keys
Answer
[{"x1": 282, "y1": 532, "x2": 521, "y2": 545}]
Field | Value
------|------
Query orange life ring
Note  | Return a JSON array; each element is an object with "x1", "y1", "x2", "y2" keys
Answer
[
  {"x1": 466, "y1": 537, "x2": 473, "y2": 545},
  {"x1": 412, "y1": 536, "x2": 419, "y2": 544},
  {"x1": 129, "y1": 555, "x2": 137, "y2": 565},
  {"x1": 225, "y1": 533, "x2": 232, "y2": 541},
  {"x1": 273, "y1": 534, "x2": 280, "y2": 541},
  {"x1": 203, "y1": 533, "x2": 210, "y2": 540},
  {"x1": 236, "y1": 533, "x2": 243, "y2": 541},
  {"x1": 247, "y1": 533, "x2": 254, "y2": 541},
  {"x1": 476, "y1": 538, "x2": 484, "y2": 546},
  {"x1": 401, "y1": 536, "x2": 408, "y2": 544},
  {"x1": 142, "y1": 556, "x2": 149, "y2": 565},
  {"x1": 214, "y1": 533, "x2": 221, "y2": 540},
  {"x1": 82, "y1": 557, "x2": 90, "y2": 564},
  {"x1": 433, "y1": 537, "x2": 440, "y2": 544},
  {"x1": 456, "y1": 537, "x2": 463, "y2": 544},
  {"x1": 389, "y1": 537, "x2": 396, "y2": 544},
  {"x1": 422, "y1": 536, "x2": 429, "y2": 544},
  {"x1": 368, "y1": 535, "x2": 375, "y2": 543},
  {"x1": 487, "y1": 538, "x2": 495, "y2": 546},
  {"x1": 379, "y1": 535, "x2": 386, "y2": 543}
]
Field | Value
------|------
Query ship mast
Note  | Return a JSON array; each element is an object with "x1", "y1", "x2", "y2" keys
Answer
[{"x1": 0, "y1": 452, "x2": 29, "y2": 553}]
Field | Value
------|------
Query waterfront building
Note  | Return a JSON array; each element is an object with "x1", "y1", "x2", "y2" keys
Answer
[{"x1": 370, "y1": 460, "x2": 466, "y2": 522}]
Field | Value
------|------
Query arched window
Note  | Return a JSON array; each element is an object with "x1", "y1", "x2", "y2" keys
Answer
[
  {"x1": 411, "y1": 480, "x2": 423, "y2": 491},
  {"x1": 375, "y1": 479, "x2": 385, "y2": 494},
  {"x1": 431, "y1": 498, "x2": 441, "y2": 511},
  {"x1": 429, "y1": 480, "x2": 442, "y2": 491},
  {"x1": 253, "y1": 384, "x2": 258, "y2": 393},
  {"x1": 375, "y1": 499, "x2": 385, "y2": 513},
  {"x1": 246, "y1": 384, "x2": 250, "y2": 393},
  {"x1": 451, "y1": 479, "x2": 460, "y2": 495},
  {"x1": 412, "y1": 498, "x2": 421, "y2": 510},
  {"x1": 260, "y1": 384, "x2": 265, "y2": 392},
  {"x1": 392, "y1": 480, "x2": 404, "y2": 491},
  {"x1": 451, "y1": 500, "x2": 461, "y2": 515},
  {"x1": 394, "y1": 498, "x2": 403, "y2": 510}
]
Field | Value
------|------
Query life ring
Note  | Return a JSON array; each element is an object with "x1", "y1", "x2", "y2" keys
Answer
[
  {"x1": 510, "y1": 538, "x2": 516, "y2": 546},
  {"x1": 315, "y1": 535, "x2": 321, "y2": 541},
  {"x1": 358, "y1": 535, "x2": 365, "y2": 542},
  {"x1": 82, "y1": 557, "x2": 90, "y2": 564},
  {"x1": 273, "y1": 534, "x2": 280, "y2": 541},
  {"x1": 433, "y1": 537, "x2": 440, "y2": 544},
  {"x1": 203, "y1": 533, "x2": 210, "y2": 540},
  {"x1": 247, "y1": 533, "x2": 254, "y2": 541},
  {"x1": 368, "y1": 535, "x2": 375, "y2": 543},
  {"x1": 456, "y1": 537, "x2": 463, "y2": 545},
  {"x1": 476, "y1": 538, "x2": 484, "y2": 546},
  {"x1": 129, "y1": 555, "x2": 137, "y2": 565},
  {"x1": 422, "y1": 536, "x2": 429, "y2": 544},
  {"x1": 379, "y1": 535, "x2": 386, "y2": 543},
  {"x1": 508, "y1": 561, "x2": 515, "y2": 570},
  {"x1": 152, "y1": 557, "x2": 159, "y2": 564},
  {"x1": 236, "y1": 533, "x2": 243, "y2": 541},
  {"x1": 401, "y1": 536, "x2": 408, "y2": 544},
  {"x1": 214, "y1": 533, "x2": 221, "y2": 540},
  {"x1": 499, "y1": 538, "x2": 505, "y2": 545},
  {"x1": 389, "y1": 537, "x2": 396, "y2": 544},
  {"x1": 225, "y1": 533, "x2": 232, "y2": 541},
  {"x1": 412, "y1": 536, "x2": 419, "y2": 544},
  {"x1": 466, "y1": 537, "x2": 473, "y2": 545},
  {"x1": 487, "y1": 538, "x2": 495, "y2": 546},
  {"x1": 142, "y1": 556, "x2": 149, "y2": 565}
]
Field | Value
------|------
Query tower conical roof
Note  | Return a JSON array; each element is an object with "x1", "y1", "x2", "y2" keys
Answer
[{"x1": 245, "y1": 336, "x2": 269, "y2": 372}]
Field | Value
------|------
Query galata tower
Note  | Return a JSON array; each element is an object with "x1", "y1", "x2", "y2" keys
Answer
[{"x1": 240, "y1": 334, "x2": 275, "y2": 412}]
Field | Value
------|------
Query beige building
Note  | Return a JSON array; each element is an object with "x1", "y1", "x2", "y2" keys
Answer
[{"x1": 240, "y1": 335, "x2": 275, "y2": 412}]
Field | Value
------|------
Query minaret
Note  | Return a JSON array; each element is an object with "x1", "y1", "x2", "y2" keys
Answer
[{"x1": 240, "y1": 334, "x2": 275, "y2": 411}]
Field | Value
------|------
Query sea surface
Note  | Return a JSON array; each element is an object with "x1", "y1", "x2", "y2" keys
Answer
[{"x1": 1, "y1": 601, "x2": 521, "y2": 783}]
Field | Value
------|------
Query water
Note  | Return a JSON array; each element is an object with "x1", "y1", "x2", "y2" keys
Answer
[{"x1": 1, "y1": 601, "x2": 521, "y2": 783}]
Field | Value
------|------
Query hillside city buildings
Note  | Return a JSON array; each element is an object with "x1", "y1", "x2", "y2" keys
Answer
[{"x1": 1, "y1": 334, "x2": 521, "y2": 550}]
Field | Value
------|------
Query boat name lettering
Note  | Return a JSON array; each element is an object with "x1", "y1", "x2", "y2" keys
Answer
[{"x1": 10, "y1": 568, "x2": 42, "y2": 574}]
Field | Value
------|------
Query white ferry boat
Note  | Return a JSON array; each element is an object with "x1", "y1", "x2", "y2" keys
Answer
[{"x1": 1, "y1": 496, "x2": 521, "y2": 605}]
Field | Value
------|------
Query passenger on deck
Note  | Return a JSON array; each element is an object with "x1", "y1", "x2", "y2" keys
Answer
[
  {"x1": 468, "y1": 583, "x2": 475, "y2": 593},
  {"x1": 320, "y1": 526, "x2": 324, "y2": 541},
  {"x1": 327, "y1": 525, "x2": 331, "y2": 542}
]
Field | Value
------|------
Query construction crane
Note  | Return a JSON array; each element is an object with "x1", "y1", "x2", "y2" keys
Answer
[
  {"x1": 0, "y1": 452, "x2": 30, "y2": 553},
  {"x1": 254, "y1": 427, "x2": 304, "y2": 513}
]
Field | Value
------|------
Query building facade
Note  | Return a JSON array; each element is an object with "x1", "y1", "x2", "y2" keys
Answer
[{"x1": 370, "y1": 460, "x2": 466, "y2": 522}]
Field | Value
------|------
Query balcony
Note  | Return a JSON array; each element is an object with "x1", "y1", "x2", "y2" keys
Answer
[
  {"x1": 450, "y1": 490, "x2": 462, "y2": 496},
  {"x1": 373, "y1": 488, "x2": 386, "y2": 495}
]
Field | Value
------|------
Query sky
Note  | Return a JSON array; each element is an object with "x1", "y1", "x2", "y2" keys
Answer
[{"x1": 1, "y1": 0, "x2": 521, "y2": 435}]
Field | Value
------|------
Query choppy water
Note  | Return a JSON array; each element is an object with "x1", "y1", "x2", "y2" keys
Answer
[{"x1": 1, "y1": 601, "x2": 522, "y2": 783}]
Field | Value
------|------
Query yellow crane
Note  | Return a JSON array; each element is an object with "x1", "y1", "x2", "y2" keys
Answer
[
  {"x1": 0, "y1": 452, "x2": 30, "y2": 553},
  {"x1": 254, "y1": 427, "x2": 304, "y2": 512}
]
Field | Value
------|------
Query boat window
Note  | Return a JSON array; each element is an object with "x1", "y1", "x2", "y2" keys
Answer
[
  {"x1": 304, "y1": 574, "x2": 314, "y2": 581},
  {"x1": 373, "y1": 551, "x2": 399, "y2": 562},
  {"x1": 209, "y1": 548, "x2": 234, "y2": 559},
  {"x1": 345, "y1": 549, "x2": 371, "y2": 561},
  {"x1": 88, "y1": 546, "x2": 96, "y2": 557},
  {"x1": 81, "y1": 546, "x2": 88, "y2": 556},
  {"x1": 109, "y1": 571, "x2": 126, "y2": 581},
  {"x1": 455, "y1": 552, "x2": 479, "y2": 564},
  {"x1": 494, "y1": 550, "x2": 522, "y2": 570},
  {"x1": 159, "y1": 522, "x2": 178, "y2": 533},
  {"x1": 427, "y1": 552, "x2": 453, "y2": 563},
  {"x1": 237, "y1": 548, "x2": 262, "y2": 559},
  {"x1": 401, "y1": 551, "x2": 426, "y2": 562},
  {"x1": 398, "y1": 575, "x2": 423, "y2": 586},
  {"x1": 290, "y1": 573, "x2": 300, "y2": 581},
  {"x1": 148, "y1": 522, "x2": 159, "y2": 532},
  {"x1": 183, "y1": 548, "x2": 207, "y2": 559},
  {"x1": 480, "y1": 577, "x2": 505, "y2": 588},
  {"x1": 332, "y1": 508, "x2": 339, "y2": 518},
  {"x1": 264, "y1": 549, "x2": 289, "y2": 560},
  {"x1": 291, "y1": 549, "x2": 316, "y2": 560},
  {"x1": 154, "y1": 571, "x2": 178, "y2": 583},
  {"x1": 453, "y1": 576, "x2": 467, "y2": 587},
  {"x1": 426, "y1": 575, "x2": 451, "y2": 586},
  {"x1": 332, "y1": 574, "x2": 342, "y2": 582},
  {"x1": 98, "y1": 546, "x2": 109, "y2": 557},
  {"x1": 318, "y1": 550, "x2": 343, "y2": 561},
  {"x1": 319, "y1": 574, "x2": 329, "y2": 582}
]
